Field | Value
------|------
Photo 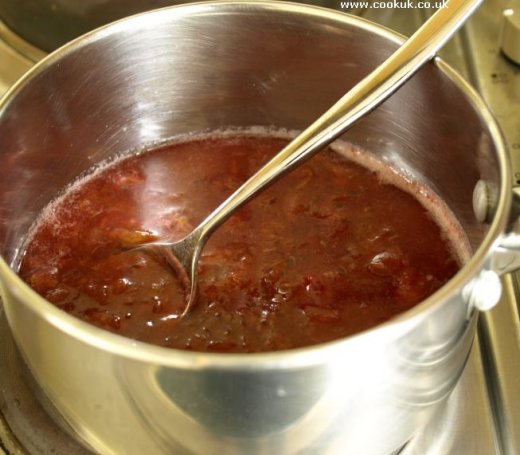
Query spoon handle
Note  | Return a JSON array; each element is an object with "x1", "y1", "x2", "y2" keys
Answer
[{"x1": 196, "y1": 0, "x2": 482, "y2": 241}]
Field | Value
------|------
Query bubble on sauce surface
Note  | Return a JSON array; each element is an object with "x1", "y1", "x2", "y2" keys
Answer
[{"x1": 368, "y1": 251, "x2": 407, "y2": 277}]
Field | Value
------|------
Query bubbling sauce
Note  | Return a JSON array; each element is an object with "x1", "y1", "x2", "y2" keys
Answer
[{"x1": 18, "y1": 131, "x2": 466, "y2": 352}]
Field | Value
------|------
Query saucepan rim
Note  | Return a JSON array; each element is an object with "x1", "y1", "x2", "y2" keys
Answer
[{"x1": 0, "y1": 0, "x2": 510, "y2": 369}]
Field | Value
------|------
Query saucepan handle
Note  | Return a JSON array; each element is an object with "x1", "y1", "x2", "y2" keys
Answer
[
  {"x1": 462, "y1": 184, "x2": 520, "y2": 313},
  {"x1": 488, "y1": 187, "x2": 520, "y2": 275},
  {"x1": 471, "y1": 182, "x2": 520, "y2": 275}
]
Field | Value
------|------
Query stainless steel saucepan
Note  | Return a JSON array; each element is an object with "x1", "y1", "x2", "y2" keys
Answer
[{"x1": 0, "y1": 2, "x2": 516, "y2": 454}]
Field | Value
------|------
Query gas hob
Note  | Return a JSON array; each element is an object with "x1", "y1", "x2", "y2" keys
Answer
[{"x1": 0, "y1": 1, "x2": 519, "y2": 454}]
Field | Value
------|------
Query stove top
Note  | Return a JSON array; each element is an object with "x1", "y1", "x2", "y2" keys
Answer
[
  {"x1": 0, "y1": 21, "x2": 40, "y2": 96},
  {"x1": 0, "y1": 1, "x2": 519, "y2": 454}
]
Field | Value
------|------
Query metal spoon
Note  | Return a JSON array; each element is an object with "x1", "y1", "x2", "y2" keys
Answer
[{"x1": 145, "y1": 0, "x2": 482, "y2": 318}]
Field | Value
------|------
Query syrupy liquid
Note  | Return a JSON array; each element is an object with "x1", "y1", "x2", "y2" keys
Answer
[{"x1": 18, "y1": 132, "x2": 463, "y2": 352}]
